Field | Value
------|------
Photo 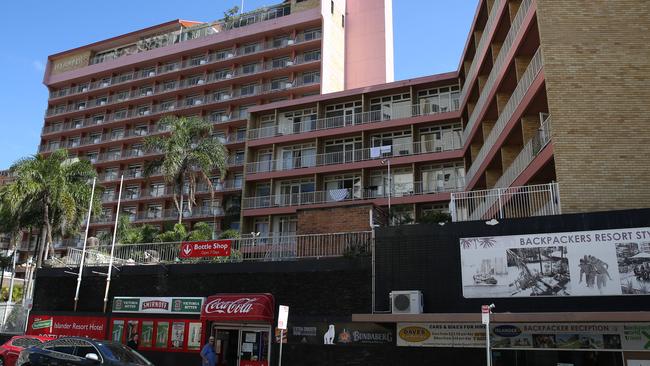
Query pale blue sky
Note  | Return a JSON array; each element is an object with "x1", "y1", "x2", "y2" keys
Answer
[{"x1": 0, "y1": 0, "x2": 476, "y2": 169}]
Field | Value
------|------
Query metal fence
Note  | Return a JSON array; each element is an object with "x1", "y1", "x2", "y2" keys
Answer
[
  {"x1": 0, "y1": 303, "x2": 28, "y2": 333},
  {"x1": 450, "y1": 182, "x2": 561, "y2": 222},
  {"x1": 52, "y1": 231, "x2": 373, "y2": 267}
]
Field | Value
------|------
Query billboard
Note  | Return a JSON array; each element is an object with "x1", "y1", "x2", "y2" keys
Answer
[
  {"x1": 459, "y1": 227, "x2": 650, "y2": 298},
  {"x1": 397, "y1": 322, "x2": 650, "y2": 351}
]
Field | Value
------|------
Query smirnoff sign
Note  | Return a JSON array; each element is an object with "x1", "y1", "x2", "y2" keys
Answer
[{"x1": 201, "y1": 294, "x2": 274, "y2": 323}]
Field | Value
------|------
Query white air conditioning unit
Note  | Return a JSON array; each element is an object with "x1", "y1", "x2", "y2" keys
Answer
[
  {"x1": 200, "y1": 59, "x2": 207, "y2": 65},
  {"x1": 225, "y1": 73, "x2": 233, "y2": 79},
  {"x1": 148, "y1": 71, "x2": 156, "y2": 77},
  {"x1": 390, "y1": 290, "x2": 423, "y2": 314},
  {"x1": 222, "y1": 94, "x2": 231, "y2": 100},
  {"x1": 227, "y1": 53, "x2": 235, "y2": 59},
  {"x1": 221, "y1": 115, "x2": 230, "y2": 122},
  {"x1": 287, "y1": 39, "x2": 295, "y2": 45},
  {"x1": 286, "y1": 60, "x2": 294, "y2": 66}
]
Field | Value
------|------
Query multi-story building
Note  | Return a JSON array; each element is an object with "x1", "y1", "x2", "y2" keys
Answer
[
  {"x1": 241, "y1": 0, "x2": 650, "y2": 232},
  {"x1": 38, "y1": 0, "x2": 394, "y2": 240}
]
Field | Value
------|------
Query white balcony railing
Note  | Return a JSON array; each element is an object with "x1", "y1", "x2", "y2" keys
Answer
[
  {"x1": 465, "y1": 48, "x2": 544, "y2": 186},
  {"x1": 246, "y1": 137, "x2": 462, "y2": 174},
  {"x1": 461, "y1": 0, "x2": 534, "y2": 144},
  {"x1": 242, "y1": 178, "x2": 464, "y2": 210},
  {"x1": 450, "y1": 182, "x2": 560, "y2": 222},
  {"x1": 53, "y1": 231, "x2": 372, "y2": 267},
  {"x1": 247, "y1": 101, "x2": 460, "y2": 141}
]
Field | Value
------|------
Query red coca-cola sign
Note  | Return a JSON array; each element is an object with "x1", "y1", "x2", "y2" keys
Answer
[
  {"x1": 201, "y1": 294, "x2": 274, "y2": 323},
  {"x1": 180, "y1": 240, "x2": 232, "y2": 258}
]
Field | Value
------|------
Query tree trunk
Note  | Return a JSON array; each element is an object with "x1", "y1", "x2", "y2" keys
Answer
[
  {"x1": 0, "y1": 266, "x2": 4, "y2": 300},
  {"x1": 36, "y1": 225, "x2": 46, "y2": 268},
  {"x1": 178, "y1": 189, "x2": 184, "y2": 224}
]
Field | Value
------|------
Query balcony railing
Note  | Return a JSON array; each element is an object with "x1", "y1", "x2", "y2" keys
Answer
[
  {"x1": 461, "y1": 0, "x2": 533, "y2": 144},
  {"x1": 450, "y1": 182, "x2": 561, "y2": 222},
  {"x1": 247, "y1": 102, "x2": 460, "y2": 141},
  {"x1": 459, "y1": 0, "x2": 505, "y2": 105},
  {"x1": 494, "y1": 114, "x2": 551, "y2": 189},
  {"x1": 464, "y1": 48, "x2": 543, "y2": 186},
  {"x1": 42, "y1": 76, "x2": 319, "y2": 136},
  {"x1": 91, "y1": 206, "x2": 225, "y2": 225},
  {"x1": 52, "y1": 231, "x2": 372, "y2": 267},
  {"x1": 39, "y1": 124, "x2": 171, "y2": 153},
  {"x1": 46, "y1": 53, "x2": 320, "y2": 118},
  {"x1": 101, "y1": 180, "x2": 242, "y2": 203},
  {"x1": 246, "y1": 137, "x2": 462, "y2": 174},
  {"x1": 242, "y1": 178, "x2": 464, "y2": 209},
  {"x1": 48, "y1": 27, "x2": 320, "y2": 101}
]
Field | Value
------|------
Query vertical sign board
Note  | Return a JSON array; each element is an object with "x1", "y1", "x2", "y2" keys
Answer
[{"x1": 278, "y1": 305, "x2": 289, "y2": 330}]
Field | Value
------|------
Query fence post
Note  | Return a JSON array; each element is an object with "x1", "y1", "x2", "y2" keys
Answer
[
  {"x1": 497, "y1": 188, "x2": 504, "y2": 219},
  {"x1": 450, "y1": 194, "x2": 457, "y2": 222}
]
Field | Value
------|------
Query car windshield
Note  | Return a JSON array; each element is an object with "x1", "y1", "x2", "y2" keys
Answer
[{"x1": 99, "y1": 342, "x2": 152, "y2": 365}]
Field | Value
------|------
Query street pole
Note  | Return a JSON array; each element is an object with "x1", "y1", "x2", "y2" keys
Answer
[
  {"x1": 103, "y1": 176, "x2": 123, "y2": 313},
  {"x1": 74, "y1": 177, "x2": 96, "y2": 311},
  {"x1": 278, "y1": 329, "x2": 284, "y2": 366}
]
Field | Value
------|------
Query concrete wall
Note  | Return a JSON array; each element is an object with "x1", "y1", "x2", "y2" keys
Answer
[
  {"x1": 536, "y1": 0, "x2": 650, "y2": 213},
  {"x1": 344, "y1": 0, "x2": 394, "y2": 89},
  {"x1": 320, "y1": 0, "x2": 347, "y2": 93}
]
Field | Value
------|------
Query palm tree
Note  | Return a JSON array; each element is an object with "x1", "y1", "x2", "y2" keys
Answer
[
  {"x1": 3, "y1": 149, "x2": 101, "y2": 267},
  {"x1": 144, "y1": 115, "x2": 228, "y2": 224}
]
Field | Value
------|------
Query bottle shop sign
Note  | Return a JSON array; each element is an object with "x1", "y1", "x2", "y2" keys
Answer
[{"x1": 180, "y1": 240, "x2": 232, "y2": 258}]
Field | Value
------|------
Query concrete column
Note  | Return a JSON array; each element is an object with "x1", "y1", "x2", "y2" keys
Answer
[
  {"x1": 496, "y1": 92, "x2": 511, "y2": 115},
  {"x1": 470, "y1": 143, "x2": 482, "y2": 162},
  {"x1": 500, "y1": 143, "x2": 520, "y2": 173},
  {"x1": 474, "y1": 30, "x2": 483, "y2": 49},
  {"x1": 514, "y1": 56, "x2": 532, "y2": 82},
  {"x1": 463, "y1": 60, "x2": 473, "y2": 77},
  {"x1": 478, "y1": 75, "x2": 488, "y2": 95},
  {"x1": 467, "y1": 101, "x2": 476, "y2": 117},
  {"x1": 520, "y1": 115, "x2": 540, "y2": 144},
  {"x1": 508, "y1": 0, "x2": 522, "y2": 22},
  {"x1": 482, "y1": 120, "x2": 496, "y2": 138},
  {"x1": 485, "y1": 166, "x2": 502, "y2": 189},
  {"x1": 491, "y1": 42, "x2": 503, "y2": 64}
]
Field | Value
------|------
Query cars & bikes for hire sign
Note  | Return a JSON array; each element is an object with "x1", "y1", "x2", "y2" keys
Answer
[{"x1": 460, "y1": 227, "x2": 650, "y2": 298}]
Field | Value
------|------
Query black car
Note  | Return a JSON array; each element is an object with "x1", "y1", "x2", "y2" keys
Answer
[{"x1": 16, "y1": 337, "x2": 154, "y2": 366}]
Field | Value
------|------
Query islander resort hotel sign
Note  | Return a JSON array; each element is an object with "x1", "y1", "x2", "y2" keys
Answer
[{"x1": 460, "y1": 227, "x2": 650, "y2": 298}]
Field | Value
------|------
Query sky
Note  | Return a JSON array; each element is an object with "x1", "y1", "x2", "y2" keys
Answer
[{"x1": 0, "y1": 0, "x2": 477, "y2": 169}]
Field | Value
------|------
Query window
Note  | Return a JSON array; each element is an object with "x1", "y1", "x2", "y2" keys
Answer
[
  {"x1": 160, "y1": 99, "x2": 176, "y2": 111},
  {"x1": 420, "y1": 162, "x2": 465, "y2": 192},
  {"x1": 92, "y1": 114, "x2": 105, "y2": 125},
  {"x1": 103, "y1": 167, "x2": 118, "y2": 181},
  {"x1": 185, "y1": 95, "x2": 203, "y2": 106},
  {"x1": 279, "y1": 143, "x2": 316, "y2": 170},
  {"x1": 303, "y1": 49, "x2": 321, "y2": 62},
  {"x1": 100, "y1": 78, "x2": 112, "y2": 88},
  {"x1": 134, "y1": 125, "x2": 149, "y2": 136},
  {"x1": 86, "y1": 152, "x2": 99, "y2": 163},
  {"x1": 241, "y1": 62, "x2": 259, "y2": 74},
  {"x1": 214, "y1": 68, "x2": 232, "y2": 80},
  {"x1": 163, "y1": 80, "x2": 177, "y2": 92},
  {"x1": 68, "y1": 136, "x2": 80, "y2": 148},
  {"x1": 324, "y1": 173, "x2": 362, "y2": 200},
  {"x1": 139, "y1": 85, "x2": 154, "y2": 96},
  {"x1": 273, "y1": 35, "x2": 289, "y2": 48},
  {"x1": 77, "y1": 84, "x2": 89, "y2": 93},
  {"x1": 72, "y1": 340, "x2": 101, "y2": 360},
  {"x1": 114, "y1": 109, "x2": 128, "y2": 120},
  {"x1": 147, "y1": 204, "x2": 162, "y2": 219},
  {"x1": 215, "y1": 49, "x2": 234, "y2": 60},
  {"x1": 122, "y1": 207, "x2": 137, "y2": 222},
  {"x1": 107, "y1": 148, "x2": 122, "y2": 161},
  {"x1": 162, "y1": 62, "x2": 178, "y2": 73},
  {"x1": 76, "y1": 101, "x2": 87, "y2": 110},
  {"x1": 116, "y1": 90, "x2": 130, "y2": 102},
  {"x1": 279, "y1": 108, "x2": 317, "y2": 134},
  {"x1": 48, "y1": 140, "x2": 61, "y2": 150},
  {"x1": 150, "y1": 183, "x2": 166, "y2": 197},
  {"x1": 419, "y1": 123, "x2": 463, "y2": 152},
  {"x1": 323, "y1": 136, "x2": 362, "y2": 164},
  {"x1": 301, "y1": 71, "x2": 320, "y2": 84},
  {"x1": 370, "y1": 129, "x2": 412, "y2": 156},
  {"x1": 210, "y1": 110, "x2": 228, "y2": 123},
  {"x1": 189, "y1": 55, "x2": 206, "y2": 66},
  {"x1": 213, "y1": 89, "x2": 231, "y2": 101},
  {"x1": 117, "y1": 72, "x2": 133, "y2": 83},
  {"x1": 304, "y1": 28, "x2": 321, "y2": 41},
  {"x1": 240, "y1": 83, "x2": 258, "y2": 96},
  {"x1": 271, "y1": 77, "x2": 290, "y2": 91},
  {"x1": 128, "y1": 165, "x2": 143, "y2": 178},
  {"x1": 95, "y1": 96, "x2": 108, "y2": 106},
  {"x1": 324, "y1": 101, "x2": 362, "y2": 126},
  {"x1": 417, "y1": 85, "x2": 461, "y2": 113},
  {"x1": 44, "y1": 339, "x2": 76, "y2": 355},
  {"x1": 187, "y1": 74, "x2": 205, "y2": 86},
  {"x1": 137, "y1": 105, "x2": 151, "y2": 116},
  {"x1": 141, "y1": 67, "x2": 156, "y2": 78},
  {"x1": 111, "y1": 128, "x2": 125, "y2": 140},
  {"x1": 89, "y1": 133, "x2": 102, "y2": 144},
  {"x1": 242, "y1": 42, "x2": 260, "y2": 54},
  {"x1": 272, "y1": 56, "x2": 291, "y2": 68},
  {"x1": 370, "y1": 93, "x2": 412, "y2": 121}
]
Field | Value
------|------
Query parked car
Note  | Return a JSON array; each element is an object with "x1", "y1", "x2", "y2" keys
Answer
[
  {"x1": 16, "y1": 337, "x2": 153, "y2": 366},
  {"x1": 0, "y1": 336, "x2": 54, "y2": 366}
]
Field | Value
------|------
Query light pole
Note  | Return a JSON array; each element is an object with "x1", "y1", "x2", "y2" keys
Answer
[{"x1": 381, "y1": 159, "x2": 391, "y2": 224}]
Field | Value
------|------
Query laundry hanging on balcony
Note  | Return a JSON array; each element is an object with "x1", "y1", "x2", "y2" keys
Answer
[{"x1": 328, "y1": 189, "x2": 349, "y2": 202}]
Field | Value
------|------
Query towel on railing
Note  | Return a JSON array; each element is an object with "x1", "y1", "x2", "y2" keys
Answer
[
  {"x1": 370, "y1": 147, "x2": 381, "y2": 158},
  {"x1": 328, "y1": 189, "x2": 349, "y2": 201}
]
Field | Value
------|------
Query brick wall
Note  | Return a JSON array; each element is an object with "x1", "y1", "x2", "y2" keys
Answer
[
  {"x1": 536, "y1": 0, "x2": 650, "y2": 213},
  {"x1": 296, "y1": 204, "x2": 374, "y2": 234}
]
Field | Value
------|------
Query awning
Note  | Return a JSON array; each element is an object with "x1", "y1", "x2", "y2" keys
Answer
[
  {"x1": 201, "y1": 293, "x2": 274, "y2": 323},
  {"x1": 352, "y1": 311, "x2": 650, "y2": 323}
]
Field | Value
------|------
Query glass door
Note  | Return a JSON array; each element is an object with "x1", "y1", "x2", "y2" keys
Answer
[
  {"x1": 212, "y1": 326, "x2": 240, "y2": 366},
  {"x1": 238, "y1": 329, "x2": 270, "y2": 366}
]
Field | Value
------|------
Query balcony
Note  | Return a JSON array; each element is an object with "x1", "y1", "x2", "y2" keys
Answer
[
  {"x1": 101, "y1": 180, "x2": 242, "y2": 203},
  {"x1": 47, "y1": 26, "x2": 321, "y2": 101},
  {"x1": 246, "y1": 138, "x2": 462, "y2": 174},
  {"x1": 53, "y1": 231, "x2": 372, "y2": 267},
  {"x1": 242, "y1": 178, "x2": 464, "y2": 210},
  {"x1": 450, "y1": 182, "x2": 561, "y2": 222},
  {"x1": 45, "y1": 52, "x2": 321, "y2": 119},
  {"x1": 461, "y1": 0, "x2": 534, "y2": 143},
  {"x1": 91, "y1": 206, "x2": 225, "y2": 225},
  {"x1": 247, "y1": 102, "x2": 460, "y2": 141},
  {"x1": 39, "y1": 124, "x2": 171, "y2": 153},
  {"x1": 42, "y1": 75, "x2": 320, "y2": 136},
  {"x1": 465, "y1": 48, "x2": 544, "y2": 187}
]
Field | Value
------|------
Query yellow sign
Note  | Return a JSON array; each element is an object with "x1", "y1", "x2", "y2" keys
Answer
[
  {"x1": 398, "y1": 326, "x2": 431, "y2": 342},
  {"x1": 51, "y1": 51, "x2": 91, "y2": 75}
]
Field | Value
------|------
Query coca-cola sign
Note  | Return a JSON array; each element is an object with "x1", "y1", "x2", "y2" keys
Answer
[{"x1": 201, "y1": 293, "x2": 274, "y2": 323}]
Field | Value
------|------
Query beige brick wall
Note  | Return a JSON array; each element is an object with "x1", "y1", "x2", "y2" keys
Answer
[{"x1": 536, "y1": 0, "x2": 650, "y2": 213}]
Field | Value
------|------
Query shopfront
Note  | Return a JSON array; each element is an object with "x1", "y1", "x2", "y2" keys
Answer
[{"x1": 200, "y1": 293, "x2": 274, "y2": 366}]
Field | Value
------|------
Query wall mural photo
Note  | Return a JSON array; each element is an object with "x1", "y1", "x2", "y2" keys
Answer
[{"x1": 460, "y1": 227, "x2": 650, "y2": 298}]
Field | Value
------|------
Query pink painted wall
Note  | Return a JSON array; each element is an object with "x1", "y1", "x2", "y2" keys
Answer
[{"x1": 344, "y1": 0, "x2": 394, "y2": 90}]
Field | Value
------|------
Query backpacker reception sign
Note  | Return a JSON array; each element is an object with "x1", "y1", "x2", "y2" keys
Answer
[
  {"x1": 460, "y1": 227, "x2": 650, "y2": 298},
  {"x1": 113, "y1": 297, "x2": 204, "y2": 314}
]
